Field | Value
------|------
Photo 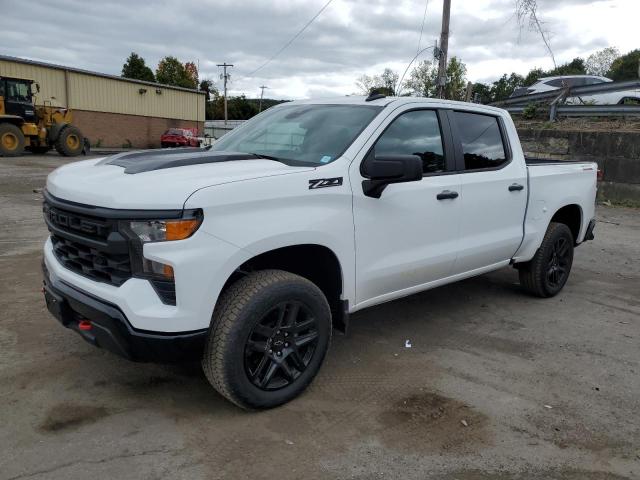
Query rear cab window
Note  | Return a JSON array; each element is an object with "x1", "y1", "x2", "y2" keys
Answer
[{"x1": 451, "y1": 111, "x2": 508, "y2": 171}]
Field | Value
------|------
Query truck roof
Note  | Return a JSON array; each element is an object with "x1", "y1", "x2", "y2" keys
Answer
[{"x1": 288, "y1": 95, "x2": 507, "y2": 115}]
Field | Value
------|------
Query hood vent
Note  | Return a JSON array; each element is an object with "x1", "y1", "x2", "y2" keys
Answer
[{"x1": 98, "y1": 148, "x2": 260, "y2": 174}]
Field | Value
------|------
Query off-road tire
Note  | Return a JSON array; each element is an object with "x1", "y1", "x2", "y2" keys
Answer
[
  {"x1": 518, "y1": 222, "x2": 574, "y2": 298},
  {"x1": 55, "y1": 125, "x2": 84, "y2": 156},
  {"x1": 0, "y1": 123, "x2": 25, "y2": 157},
  {"x1": 202, "y1": 270, "x2": 332, "y2": 410}
]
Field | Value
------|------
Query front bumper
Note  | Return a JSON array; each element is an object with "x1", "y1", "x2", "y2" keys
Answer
[{"x1": 42, "y1": 262, "x2": 206, "y2": 362}]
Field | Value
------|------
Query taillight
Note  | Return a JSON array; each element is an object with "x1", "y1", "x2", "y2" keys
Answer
[{"x1": 597, "y1": 169, "x2": 603, "y2": 181}]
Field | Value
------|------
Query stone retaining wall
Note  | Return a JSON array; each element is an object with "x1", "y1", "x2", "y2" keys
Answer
[{"x1": 517, "y1": 128, "x2": 640, "y2": 205}]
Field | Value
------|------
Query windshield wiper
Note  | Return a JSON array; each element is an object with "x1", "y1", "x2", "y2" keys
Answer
[
  {"x1": 249, "y1": 153, "x2": 282, "y2": 161},
  {"x1": 246, "y1": 152, "x2": 310, "y2": 167}
]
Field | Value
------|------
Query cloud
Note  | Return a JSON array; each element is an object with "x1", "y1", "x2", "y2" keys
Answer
[{"x1": 0, "y1": 0, "x2": 633, "y2": 99}]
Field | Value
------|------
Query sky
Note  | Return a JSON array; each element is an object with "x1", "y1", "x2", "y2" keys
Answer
[{"x1": 1, "y1": 0, "x2": 637, "y2": 99}]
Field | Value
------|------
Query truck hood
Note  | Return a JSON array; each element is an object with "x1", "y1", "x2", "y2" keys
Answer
[{"x1": 46, "y1": 151, "x2": 315, "y2": 209}]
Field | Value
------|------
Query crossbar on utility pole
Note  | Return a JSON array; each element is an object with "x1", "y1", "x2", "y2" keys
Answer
[
  {"x1": 436, "y1": 0, "x2": 451, "y2": 99},
  {"x1": 259, "y1": 85, "x2": 269, "y2": 112},
  {"x1": 217, "y1": 63, "x2": 233, "y2": 125}
]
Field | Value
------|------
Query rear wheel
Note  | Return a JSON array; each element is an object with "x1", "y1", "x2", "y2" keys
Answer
[
  {"x1": 518, "y1": 222, "x2": 574, "y2": 297},
  {"x1": 55, "y1": 125, "x2": 84, "y2": 156},
  {"x1": 0, "y1": 123, "x2": 25, "y2": 157},
  {"x1": 202, "y1": 270, "x2": 332, "y2": 410}
]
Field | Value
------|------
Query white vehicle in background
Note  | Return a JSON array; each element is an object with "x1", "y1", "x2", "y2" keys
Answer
[
  {"x1": 510, "y1": 75, "x2": 640, "y2": 104},
  {"x1": 42, "y1": 95, "x2": 597, "y2": 410}
]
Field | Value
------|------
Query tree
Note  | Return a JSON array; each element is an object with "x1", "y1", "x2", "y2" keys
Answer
[
  {"x1": 404, "y1": 60, "x2": 438, "y2": 97},
  {"x1": 547, "y1": 57, "x2": 586, "y2": 76},
  {"x1": 586, "y1": 47, "x2": 620, "y2": 76},
  {"x1": 156, "y1": 56, "x2": 197, "y2": 89},
  {"x1": 184, "y1": 62, "x2": 199, "y2": 88},
  {"x1": 355, "y1": 68, "x2": 400, "y2": 96},
  {"x1": 444, "y1": 57, "x2": 467, "y2": 100},
  {"x1": 490, "y1": 73, "x2": 525, "y2": 102},
  {"x1": 199, "y1": 79, "x2": 217, "y2": 102},
  {"x1": 121, "y1": 52, "x2": 155, "y2": 82},
  {"x1": 471, "y1": 82, "x2": 493, "y2": 104},
  {"x1": 515, "y1": 0, "x2": 556, "y2": 68},
  {"x1": 607, "y1": 49, "x2": 640, "y2": 81}
]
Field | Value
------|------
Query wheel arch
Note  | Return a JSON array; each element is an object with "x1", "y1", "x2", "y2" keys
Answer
[
  {"x1": 550, "y1": 203, "x2": 582, "y2": 244},
  {"x1": 219, "y1": 243, "x2": 348, "y2": 333}
]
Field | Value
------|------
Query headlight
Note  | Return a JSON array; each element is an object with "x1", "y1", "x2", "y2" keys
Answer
[
  {"x1": 119, "y1": 210, "x2": 203, "y2": 282},
  {"x1": 127, "y1": 218, "x2": 202, "y2": 243}
]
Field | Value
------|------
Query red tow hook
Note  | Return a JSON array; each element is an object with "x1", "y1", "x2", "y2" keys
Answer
[{"x1": 78, "y1": 320, "x2": 93, "y2": 331}]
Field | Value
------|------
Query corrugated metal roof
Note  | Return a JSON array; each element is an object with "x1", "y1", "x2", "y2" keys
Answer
[{"x1": 0, "y1": 54, "x2": 205, "y2": 95}]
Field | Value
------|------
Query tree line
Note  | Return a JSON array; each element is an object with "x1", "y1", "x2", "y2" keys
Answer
[
  {"x1": 356, "y1": 47, "x2": 639, "y2": 104},
  {"x1": 121, "y1": 47, "x2": 638, "y2": 122},
  {"x1": 121, "y1": 52, "x2": 287, "y2": 120}
]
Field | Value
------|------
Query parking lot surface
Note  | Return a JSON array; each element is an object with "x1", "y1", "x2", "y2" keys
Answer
[{"x1": 1, "y1": 154, "x2": 639, "y2": 480}]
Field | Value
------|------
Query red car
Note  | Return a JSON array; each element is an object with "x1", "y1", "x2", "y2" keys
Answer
[{"x1": 160, "y1": 128, "x2": 201, "y2": 148}]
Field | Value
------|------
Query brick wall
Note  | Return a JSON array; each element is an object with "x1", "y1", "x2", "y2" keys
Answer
[{"x1": 72, "y1": 110, "x2": 204, "y2": 149}]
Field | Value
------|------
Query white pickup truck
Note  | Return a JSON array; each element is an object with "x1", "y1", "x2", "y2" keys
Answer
[{"x1": 42, "y1": 95, "x2": 597, "y2": 409}]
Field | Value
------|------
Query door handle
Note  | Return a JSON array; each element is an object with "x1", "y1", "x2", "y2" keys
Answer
[
  {"x1": 437, "y1": 190, "x2": 459, "y2": 200},
  {"x1": 509, "y1": 183, "x2": 524, "y2": 191}
]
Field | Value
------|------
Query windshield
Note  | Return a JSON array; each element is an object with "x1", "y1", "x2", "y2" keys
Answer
[
  {"x1": 210, "y1": 104, "x2": 383, "y2": 165},
  {"x1": 164, "y1": 128, "x2": 186, "y2": 135}
]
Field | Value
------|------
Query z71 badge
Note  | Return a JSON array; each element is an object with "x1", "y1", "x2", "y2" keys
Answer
[{"x1": 308, "y1": 177, "x2": 343, "y2": 189}]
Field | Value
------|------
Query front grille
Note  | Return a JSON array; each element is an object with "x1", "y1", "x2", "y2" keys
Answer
[
  {"x1": 51, "y1": 235, "x2": 132, "y2": 286},
  {"x1": 43, "y1": 192, "x2": 179, "y2": 305},
  {"x1": 44, "y1": 197, "x2": 133, "y2": 287}
]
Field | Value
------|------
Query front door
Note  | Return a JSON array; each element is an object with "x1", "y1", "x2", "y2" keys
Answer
[{"x1": 350, "y1": 107, "x2": 462, "y2": 308}]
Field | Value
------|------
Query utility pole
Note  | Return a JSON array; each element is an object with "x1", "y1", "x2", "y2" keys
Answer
[
  {"x1": 217, "y1": 62, "x2": 233, "y2": 125},
  {"x1": 259, "y1": 85, "x2": 269, "y2": 112},
  {"x1": 436, "y1": 0, "x2": 451, "y2": 99}
]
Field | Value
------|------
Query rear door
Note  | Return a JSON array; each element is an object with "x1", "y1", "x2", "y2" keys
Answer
[
  {"x1": 447, "y1": 110, "x2": 528, "y2": 274},
  {"x1": 350, "y1": 106, "x2": 462, "y2": 307}
]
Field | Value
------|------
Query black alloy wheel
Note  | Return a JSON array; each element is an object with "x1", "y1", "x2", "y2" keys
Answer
[
  {"x1": 545, "y1": 236, "x2": 571, "y2": 290},
  {"x1": 245, "y1": 301, "x2": 319, "y2": 391}
]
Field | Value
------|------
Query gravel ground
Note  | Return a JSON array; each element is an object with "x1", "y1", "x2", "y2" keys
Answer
[{"x1": 1, "y1": 154, "x2": 639, "y2": 480}]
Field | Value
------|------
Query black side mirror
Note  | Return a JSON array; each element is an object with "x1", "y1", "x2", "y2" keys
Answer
[{"x1": 361, "y1": 153, "x2": 423, "y2": 198}]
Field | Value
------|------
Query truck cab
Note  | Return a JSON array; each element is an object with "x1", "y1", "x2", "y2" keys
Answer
[
  {"x1": 42, "y1": 96, "x2": 597, "y2": 409},
  {"x1": 0, "y1": 77, "x2": 37, "y2": 123}
]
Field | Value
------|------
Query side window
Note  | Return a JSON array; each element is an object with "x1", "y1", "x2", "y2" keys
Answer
[
  {"x1": 545, "y1": 79, "x2": 564, "y2": 88},
  {"x1": 374, "y1": 110, "x2": 445, "y2": 174},
  {"x1": 585, "y1": 77, "x2": 605, "y2": 85},
  {"x1": 453, "y1": 111, "x2": 507, "y2": 171}
]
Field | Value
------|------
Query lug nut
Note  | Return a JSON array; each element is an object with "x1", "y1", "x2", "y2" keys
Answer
[
  {"x1": 276, "y1": 351, "x2": 282, "y2": 356},
  {"x1": 285, "y1": 342, "x2": 289, "y2": 347},
  {"x1": 276, "y1": 330, "x2": 281, "y2": 334},
  {"x1": 269, "y1": 349, "x2": 273, "y2": 354},
  {"x1": 284, "y1": 332, "x2": 289, "y2": 337}
]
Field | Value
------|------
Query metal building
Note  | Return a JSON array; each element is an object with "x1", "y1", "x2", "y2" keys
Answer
[{"x1": 0, "y1": 55, "x2": 205, "y2": 148}]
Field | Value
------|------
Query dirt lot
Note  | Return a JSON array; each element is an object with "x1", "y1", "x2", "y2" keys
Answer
[{"x1": 1, "y1": 154, "x2": 639, "y2": 480}]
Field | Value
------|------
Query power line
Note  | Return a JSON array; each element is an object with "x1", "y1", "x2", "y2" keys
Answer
[
  {"x1": 247, "y1": 0, "x2": 334, "y2": 77},
  {"x1": 416, "y1": 0, "x2": 431, "y2": 54}
]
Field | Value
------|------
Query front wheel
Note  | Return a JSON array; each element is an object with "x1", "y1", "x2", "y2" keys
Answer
[
  {"x1": 0, "y1": 123, "x2": 25, "y2": 157},
  {"x1": 518, "y1": 222, "x2": 574, "y2": 297},
  {"x1": 202, "y1": 270, "x2": 332, "y2": 410}
]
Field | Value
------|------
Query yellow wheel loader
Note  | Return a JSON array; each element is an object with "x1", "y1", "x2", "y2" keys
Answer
[{"x1": 0, "y1": 76, "x2": 84, "y2": 157}]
